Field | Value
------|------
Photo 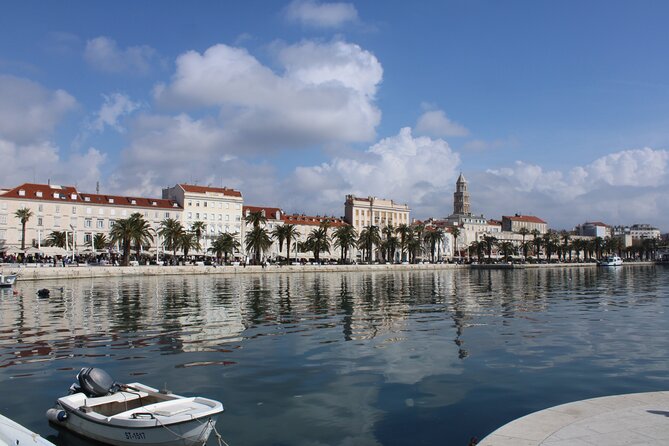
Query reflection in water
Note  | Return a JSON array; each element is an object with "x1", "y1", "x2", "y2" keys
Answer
[{"x1": 0, "y1": 266, "x2": 668, "y2": 445}]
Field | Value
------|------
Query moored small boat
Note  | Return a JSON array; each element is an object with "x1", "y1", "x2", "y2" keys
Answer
[
  {"x1": 46, "y1": 368, "x2": 224, "y2": 446},
  {"x1": 0, "y1": 273, "x2": 17, "y2": 288},
  {"x1": 598, "y1": 255, "x2": 623, "y2": 266}
]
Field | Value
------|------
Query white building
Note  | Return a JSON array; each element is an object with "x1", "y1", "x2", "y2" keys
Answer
[
  {"x1": 162, "y1": 184, "x2": 243, "y2": 253},
  {"x1": 0, "y1": 183, "x2": 181, "y2": 255}
]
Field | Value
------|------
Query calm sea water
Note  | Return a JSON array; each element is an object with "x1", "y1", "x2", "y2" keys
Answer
[{"x1": 1, "y1": 266, "x2": 668, "y2": 445}]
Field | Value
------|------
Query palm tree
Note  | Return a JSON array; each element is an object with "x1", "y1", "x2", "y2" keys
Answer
[
  {"x1": 306, "y1": 227, "x2": 330, "y2": 262},
  {"x1": 517, "y1": 227, "x2": 530, "y2": 260},
  {"x1": 333, "y1": 225, "x2": 358, "y2": 263},
  {"x1": 179, "y1": 231, "x2": 200, "y2": 260},
  {"x1": 498, "y1": 241, "x2": 515, "y2": 262},
  {"x1": 407, "y1": 232, "x2": 423, "y2": 263},
  {"x1": 543, "y1": 231, "x2": 560, "y2": 261},
  {"x1": 560, "y1": 231, "x2": 572, "y2": 262},
  {"x1": 482, "y1": 235, "x2": 498, "y2": 262},
  {"x1": 531, "y1": 229, "x2": 542, "y2": 259},
  {"x1": 450, "y1": 226, "x2": 461, "y2": 258},
  {"x1": 395, "y1": 224, "x2": 412, "y2": 262},
  {"x1": 109, "y1": 217, "x2": 135, "y2": 266},
  {"x1": 159, "y1": 218, "x2": 185, "y2": 258},
  {"x1": 593, "y1": 236, "x2": 604, "y2": 260},
  {"x1": 424, "y1": 228, "x2": 444, "y2": 263},
  {"x1": 244, "y1": 210, "x2": 267, "y2": 228},
  {"x1": 45, "y1": 231, "x2": 68, "y2": 248},
  {"x1": 190, "y1": 220, "x2": 207, "y2": 253},
  {"x1": 93, "y1": 233, "x2": 108, "y2": 251},
  {"x1": 469, "y1": 240, "x2": 485, "y2": 262},
  {"x1": 129, "y1": 213, "x2": 154, "y2": 261},
  {"x1": 382, "y1": 224, "x2": 396, "y2": 262},
  {"x1": 357, "y1": 225, "x2": 381, "y2": 263},
  {"x1": 283, "y1": 224, "x2": 299, "y2": 264},
  {"x1": 14, "y1": 207, "x2": 33, "y2": 251},
  {"x1": 245, "y1": 226, "x2": 273, "y2": 263},
  {"x1": 209, "y1": 232, "x2": 241, "y2": 264}
]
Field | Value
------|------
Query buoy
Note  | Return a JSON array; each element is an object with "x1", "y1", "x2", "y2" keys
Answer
[
  {"x1": 37, "y1": 289, "x2": 50, "y2": 298},
  {"x1": 46, "y1": 407, "x2": 68, "y2": 423}
]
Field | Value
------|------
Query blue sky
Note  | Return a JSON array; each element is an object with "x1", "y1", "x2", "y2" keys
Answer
[{"x1": 1, "y1": 0, "x2": 668, "y2": 230}]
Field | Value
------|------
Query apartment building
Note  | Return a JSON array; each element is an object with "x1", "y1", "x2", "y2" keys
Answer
[
  {"x1": 162, "y1": 184, "x2": 243, "y2": 252},
  {"x1": 0, "y1": 183, "x2": 181, "y2": 253},
  {"x1": 501, "y1": 214, "x2": 548, "y2": 234}
]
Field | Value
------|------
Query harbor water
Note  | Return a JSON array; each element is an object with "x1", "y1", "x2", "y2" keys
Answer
[{"x1": 1, "y1": 266, "x2": 668, "y2": 445}]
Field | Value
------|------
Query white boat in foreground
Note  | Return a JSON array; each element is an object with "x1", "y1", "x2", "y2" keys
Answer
[
  {"x1": 47, "y1": 368, "x2": 224, "y2": 446},
  {"x1": 598, "y1": 255, "x2": 623, "y2": 266},
  {"x1": 0, "y1": 413, "x2": 55, "y2": 446},
  {"x1": 0, "y1": 273, "x2": 17, "y2": 288}
]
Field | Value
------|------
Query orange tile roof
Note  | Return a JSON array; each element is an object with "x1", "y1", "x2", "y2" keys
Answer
[
  {"x1": 0, "y1": 183, "x2": 180, "y2": 210},
  {"x1": 243, "y1": 205, "x2": 283, "y2": 220},
  {"x1": 281, "y1": 214, "x2": 348, "y2": 227},
  {"x1": 503, "y1": 215, "x2": 547, "y2": 224},
  {"x1": 179, "y1": 184, "x2": 242, "y2": 197}
]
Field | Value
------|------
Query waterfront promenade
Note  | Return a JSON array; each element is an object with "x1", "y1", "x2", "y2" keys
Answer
[
  {"x1": 480, "y1": 391, "x2": 669, "y2": 445},
  {"x1": 0, "y1": 261, "x2": 657, "y2": 281}
]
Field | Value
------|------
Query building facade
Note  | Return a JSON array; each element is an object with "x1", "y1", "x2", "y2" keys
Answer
[
  {"x1": 0, "y1": 183, "x2": 181, "y2": 255},
  {"x1": 162, "y1": 184, "x2": 243, "y2": 253},
  {"x1": 344, "y1": 195, "x2": 410, "y2": 261},
  {"x1": 501, "y1": 214, "x2": 548, "y2": 234}
]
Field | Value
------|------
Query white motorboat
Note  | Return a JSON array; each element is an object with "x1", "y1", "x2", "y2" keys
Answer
[
  {"x1": 47, "y1": 368, "x2": 224, "y2": 446},
  {"x1": 598, "y1": 255, "x2": 623, "y2": 266},
  {"x1": 0, "y1": 413, "x2": 55, "y2": 446},
  {"x1": 0, "y1": 273, "x2": 17, "y2": 288}
]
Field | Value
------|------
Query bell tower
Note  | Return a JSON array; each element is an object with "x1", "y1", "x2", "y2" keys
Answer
[{"x1": 453, "y1": 173, "x2": 470, "y2": 215}]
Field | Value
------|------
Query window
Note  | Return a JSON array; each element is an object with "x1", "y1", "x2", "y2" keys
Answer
[
  {"x1": 0, "y1": 203, "x2": 5, "y2": 210},
  {"x1": 165, "y1": 212, "x2": 170, "y2": 219},
  {"x1": 108, "y1": 198, "x2": 114, "y2": 204},
  {"x1": 84, "y1": 196, "x2": 90, "y2": 202},
  {"x1": 122, "y1": 210, "x2": 127, "y2": 216},
  {"x1": 84, "y1": 233, "x2": 92, "y2": 244},
  {"x1": 0, "y1": 229, "x2": 5, "y2": 240},
  {"x1": 110, "y1": 209, "x2": 116, "y2": 216},
  {"x1": 86, "y1": 207, "x2": 92, "y2": 215},
  {"x1": 85, "y1": 219, "x2": 93, "y2": 228},
  {"x1": 226, "y1": 215, "x2": 230, "y2": 222},
  {"x1": 18, "y1": 189, "x2": 25, "y2": 196},
  {"x1": 218, "y1": 202, "x2": 222, "y2": 209},
  {"x1": 36, "y1": 191, "x2": 43, "y2": 198},
  {"x1": 130, "y1": 200, "x2": 136, "y2": 205},
  {"x1": 55, "y1": 206, "x2": 60, "y2": 214},
  {"x1": 38, "y1": 204, "x2": 43, "y2": 212},
  {"x1": 203, "y1": 214, "x2": 207, "y2": 220},
  {"x1": 96, "y1": 219, "x2": 104, "y2": 229},
  {"x1": 188, "y1": 212, "x2": 192, "y2": 219},
  {"x1": 98, "y1": 208, "x2": 104, "y2": 215},
  {"x1": 72, "y1": 194, "x2": 78, "y2": 200},
  {"x1": 54, "y1": 216, "x2": 61, "y2": 227},
  {"x1": 226, "y1": 203, "x2": 229, "y2": 209},
  {"x1": 188, "y1": 200, "x2": 192, "y2": 206},
  {"x1": 204, "y1": 202, "x2": 207, "y2": 207},
  {"x1": 72, "y1": 207, "x2": 77, "y2": 214},
  {"x1": 109, "y1": 220, "x2": 115, "y2": 228},
  {"x1": 196, "y1": 213, "x2": 200, "y2": 219},
  {"x1": 0, "y1": 215, "x2": 6, "y2": 224},
  {"x1": 38, "y1": 217, "x2": 43, "y2": 226},
  {"x1": 218, "y1": 214, "x2": 222, "y2": 221}
]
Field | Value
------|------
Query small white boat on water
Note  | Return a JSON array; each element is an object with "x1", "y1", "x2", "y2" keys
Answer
[
  {"x1": 0, "y1": 413, "x2": 55, "y2": 446},
  {"x1": 0, "y1": 273, "x2": 17, "y2": 288},
  {"x1": 599, "y1": 255, "x2": 623, "y2": 266},
  {"x1": 47, "y1": 368, "x2": 224, "y2": 446}
]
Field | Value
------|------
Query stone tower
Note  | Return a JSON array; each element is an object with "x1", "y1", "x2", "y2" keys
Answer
[{"x1": 453, "y1": 173, "x2": 470, "y2": 215}]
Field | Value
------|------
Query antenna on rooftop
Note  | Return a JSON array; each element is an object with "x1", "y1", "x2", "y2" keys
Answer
[{"x1": 96, "y1": 181, "x2": 100, "y2": 194}]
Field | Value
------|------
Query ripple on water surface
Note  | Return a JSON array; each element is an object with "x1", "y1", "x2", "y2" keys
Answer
[{"x1": 1, "y1": 266, "x2": 668, "y2": 445}]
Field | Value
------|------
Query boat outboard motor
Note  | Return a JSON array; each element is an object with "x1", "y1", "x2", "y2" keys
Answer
[
  {"x1": 37, "y1": 288, "x2": 50, "y2": 298},
  {"x1": 76, "y1": 367, "x2": 118, "y2": 397}
]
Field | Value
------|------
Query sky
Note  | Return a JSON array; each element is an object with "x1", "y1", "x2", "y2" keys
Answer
[{"x1": 1, "y1": 0, "x2": 668, "y2": 231}]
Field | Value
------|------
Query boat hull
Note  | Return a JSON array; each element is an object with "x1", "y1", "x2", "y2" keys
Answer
[
  {"x1": 0, "y1": 274, "x2": 16, "y2": 288},
  {"x1": 54, "y1": 408, "x2": 219, "y2": 446}
]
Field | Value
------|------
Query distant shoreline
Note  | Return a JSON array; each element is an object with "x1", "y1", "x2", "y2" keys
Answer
[{"x1": 0, "y1": 261, "x2": 659, "y2": 282}]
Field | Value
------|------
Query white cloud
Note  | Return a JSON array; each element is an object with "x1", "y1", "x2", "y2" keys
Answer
[
  {"x1": 92, "y1": 93, "x2": 141, "y2": 132},
  {"x1": 283, "y1": 127, "x2": 461, "y2": 217},
  {"x1": 415, "y1": 110, "x2": 469, "y2": 138},
  {"x1": 0, "y1": 139, "x2": 105, "y2": 191},
  {"x1": 0, "y1": 75, "x2": 76, "y2": 144},
  {"x1": 284, "y1": 0, "x2": 359, "y2": 28},
  {"x1": 153, "y1": 40, "x2": 382, "y2": 152},
  {"x1": 84, "y1": 36, "x2": 158, "y2": 75},
  {"x1": 481, "y1": 147, "x2": 669, "y2": 229}
]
